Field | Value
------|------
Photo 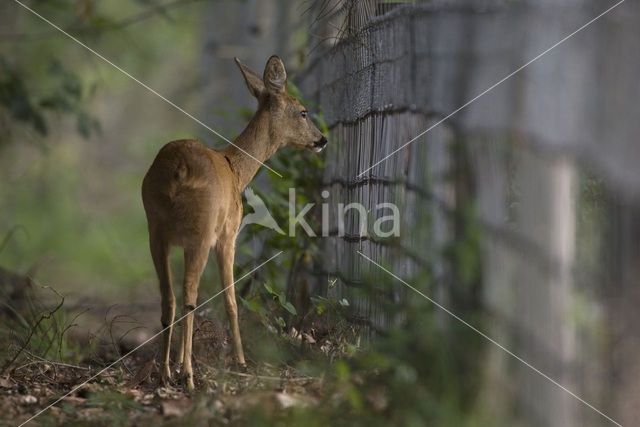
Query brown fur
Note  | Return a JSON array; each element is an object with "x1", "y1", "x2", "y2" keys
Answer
[{"x1": 141, "y1": 56, "x2": 325, "y2": 389}]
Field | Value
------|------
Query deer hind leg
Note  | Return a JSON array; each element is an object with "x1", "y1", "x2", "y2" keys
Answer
[
  {"x1": 176, "y1": 324, "x2": 184, "y2": 367},
  {"x1": 181, "y1": 243, "x2": 209, "y2": 390},
  {"x1": 215, "y1": 240, "x2": 246, "y2": 367},
  {"x1": 149, "y1": 232, "x2": 174, "y2": 385}
]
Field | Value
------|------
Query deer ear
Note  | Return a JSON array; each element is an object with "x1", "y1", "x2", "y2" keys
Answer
[
  {"x1": 263, "y1": 55, "x2": 287, "y2": 93},
  {"x1": 234, "y1": 57, "x2": 264, "y2": 98}
]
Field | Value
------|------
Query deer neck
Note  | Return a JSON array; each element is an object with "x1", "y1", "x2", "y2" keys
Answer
[{"x1": 221, "y1": 109, "x2": 279, "y2": 191}]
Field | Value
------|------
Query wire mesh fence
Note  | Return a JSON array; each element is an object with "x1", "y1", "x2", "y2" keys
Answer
[{"x1": 297, "y1": 1, "x2": 640, "y2": 425}]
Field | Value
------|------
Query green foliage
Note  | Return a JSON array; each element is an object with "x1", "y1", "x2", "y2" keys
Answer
[
  {"x1": 0, "y1": 58, "x2": 47, "y2": 135},
  {"x1": 444, "y1": 201, "x2": 481, "y2": 289},
  {"x1": 0, "y1": 0, "x2": 203, "y2": 294},
  {"x1": 0, "y1": 53, "x2": 99, "y2": 143},
  {"x1": 240, "y1": 282, "x2": 298, "y2": 339},
  {"x1": 311, "y1": 295, "x2": 349, "y2": 316},
  {"x1": 264, "y1": 282, "x2": 297, "y2": 315}
]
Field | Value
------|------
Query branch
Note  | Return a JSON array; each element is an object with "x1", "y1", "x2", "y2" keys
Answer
[
  {"x1": 16, "y1": 349, "x2": 89, "y2": 372},
  {"x1": 220, "y1": 369, "x2": 318, "y2": 382},
  {"x1": 1, "y1": 0, "x2": 208, "y2": 42}
]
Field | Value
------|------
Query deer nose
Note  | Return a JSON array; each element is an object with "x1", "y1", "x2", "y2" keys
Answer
[{"x1": 314, "y1": 136, "x2": 327, "y2": 149}]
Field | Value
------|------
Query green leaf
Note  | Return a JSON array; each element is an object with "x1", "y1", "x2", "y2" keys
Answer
[
  {"x1": 282, "y1": 301, "x2": 297, "y2": 315},
  {"x1": 264, "y1": 282, "x2": 276, "y2": 296},
  {"x1": 239, "y1": 297, "x2": 267, "y2": 317}
]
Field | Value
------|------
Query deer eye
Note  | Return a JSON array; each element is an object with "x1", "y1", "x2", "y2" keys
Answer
[{"x1": 300, "y1": 110, "x2": 308, "y2": 118}]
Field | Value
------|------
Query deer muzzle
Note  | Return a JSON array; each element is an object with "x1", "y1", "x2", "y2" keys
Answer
[{"x1": 313, "y1": 136, "x2": 328, "y2": 152}]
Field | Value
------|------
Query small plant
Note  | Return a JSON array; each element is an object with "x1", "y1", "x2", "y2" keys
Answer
[
  {"x1": 240, "y1": 282, "x2": 298, "y2": 335},
  {"x1": 264, "y1": 283, "x2": 297, "y2": 316},
  {"x1": 1, "y1": 283, "x2": 85, "y2": 374}
]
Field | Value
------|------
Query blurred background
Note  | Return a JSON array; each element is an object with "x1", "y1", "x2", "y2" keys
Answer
[{"x1": 1, "y1": 0, "x2": 639, "y2": 426}]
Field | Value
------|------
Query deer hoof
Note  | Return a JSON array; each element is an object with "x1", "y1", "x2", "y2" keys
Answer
[
  {"x1": 184, "y1": 372, "x2": 195, "y2": 391},
  {"x1": 160, "y1": 368, "x2": 174, "y2": 387}
]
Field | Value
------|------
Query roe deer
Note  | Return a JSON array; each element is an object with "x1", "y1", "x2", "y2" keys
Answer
[{"x1": 141, "y1": 55, "x2": 326, "y2": 390}]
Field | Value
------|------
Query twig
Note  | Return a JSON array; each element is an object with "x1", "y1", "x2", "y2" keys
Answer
[
  {"x1": 107, "y1": 313, "x2": 144, "y2": 376},
  {"x1": 220, "y1": 369, "x2": 317, "y2": 382},
  {"x1": 16, "y1": 350, "x2": 90, "y2": 371},
  {"x1": 58, "y1": 307, "x2": 90, "y2": 361},
  {"x1": 1, "y1": 290, "x2": 65, "y2": 374}
]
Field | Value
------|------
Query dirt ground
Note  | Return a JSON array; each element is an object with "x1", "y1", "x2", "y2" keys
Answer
[{"x1": 1, "y1": 315, "x2": 329, "y2": 426}]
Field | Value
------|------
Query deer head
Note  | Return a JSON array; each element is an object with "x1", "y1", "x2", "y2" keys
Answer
[{"x1": 234, "y1": 55, "x2": 327, "y2": 152}]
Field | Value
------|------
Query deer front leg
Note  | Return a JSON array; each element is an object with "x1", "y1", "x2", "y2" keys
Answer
[
  {"x1": 181, "y1": 243, "x2": 209, "y2": 390},
  {"x1": 216, "y1": 240, "x2": 246, "y2": 367}
]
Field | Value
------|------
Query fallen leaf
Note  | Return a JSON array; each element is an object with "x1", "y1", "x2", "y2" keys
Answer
[
  {"x1": 156, "y1": 386, "x2": 181, "y2": 399},
  {"x1": 366, "y1": 385, "x2": 388, "y2": 412},
  {"x1": 62, "y1": 396, "x2": 87, "y2": 405},
  {"x1": 161, "y1": 399, "x2": 190, "y2": 417},
  {"x1": 21, "y1": 395, "x2": 37, "y2": 405},
  {"x1": 274, "y1": 392, "x2": 317, "y2": 409},
  {"x1": 124, "y1": 388, "x2": 142, "y2": 400},
  {"x1": 222, "y1": 391, "x2": 318, "y2": 414},
  {"x1": 78, "y1": 407, "x2": 103, "y2": 419}
]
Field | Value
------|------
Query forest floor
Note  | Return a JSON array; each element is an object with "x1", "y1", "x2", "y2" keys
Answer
[
  {"x1": 0, "y1": 313, "x2": 341, "y2": 426},
  {"x1": 0, "y1": 273, "x2": 360, "y2": 427},
  {"x1": 1, "y1": 356, "x2": 324, "y2": 426}
]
